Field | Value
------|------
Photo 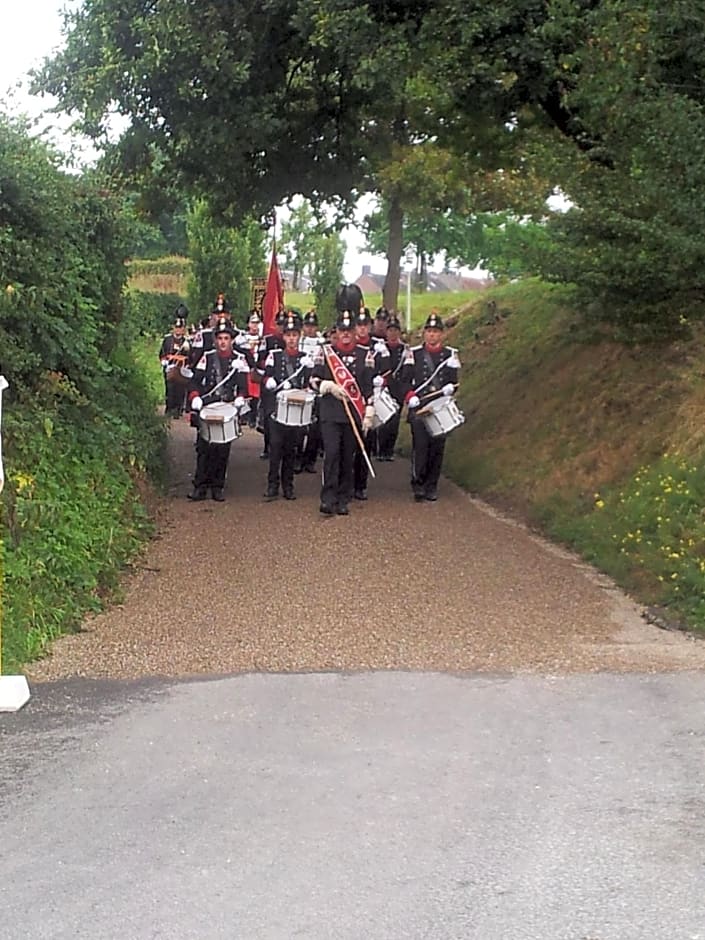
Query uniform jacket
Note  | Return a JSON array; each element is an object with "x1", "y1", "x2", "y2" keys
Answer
[
  {"x1": 400, "y1": 344, "x2": 460, "y2": 407},
  {"x1": 310, "y1": 343, "x2": 374, "y2": 425},
  {"x1": 190, "y1": 349, "x2": 249, "y2": 404}
]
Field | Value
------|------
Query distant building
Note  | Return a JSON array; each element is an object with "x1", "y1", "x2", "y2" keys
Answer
[
  {"x1": 354, "y1": 265, "x2": 493, "y2": 294},
  {"x1": 426, "y1": 272, "x2": 494, "y2": 292},
  {"x1": 355, "y1": 265, "x2": 386, "y2": 296}
]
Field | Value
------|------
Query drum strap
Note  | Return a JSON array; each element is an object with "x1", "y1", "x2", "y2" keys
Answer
[
  {"x1": 416, "y1": 349, "x2": 449, "y2": 396},
  {"x1": 390, "y1": 344, "x2": 407, "y2": 378},
  {"x1": 423, "y1": 349, "x2": 441, "y2": 392}
]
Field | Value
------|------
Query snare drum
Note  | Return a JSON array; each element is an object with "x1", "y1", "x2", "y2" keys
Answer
[
  {"x1": 198, "y1": 402, "x2": 240, "y2": 443},
  {"x1": 371, "y1": 387, "x2": 400, "y2": 429},
  {"x1": 274, "y1": 389, "x2": 315, "y2": 427},
  {"x1": 166, "y1": 355, "x2": 189, "y2": 384},
  {"x1": 417, "y1": 396, "x2": 465, "y2": 438}
]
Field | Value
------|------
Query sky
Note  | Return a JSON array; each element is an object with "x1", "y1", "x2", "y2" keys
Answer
[
  {"x1": 0, "y1": 2, "x2": 429, "y2": 282},
  {"x1": 2, "y1": 2, "x2": 69, "y2": 118}
]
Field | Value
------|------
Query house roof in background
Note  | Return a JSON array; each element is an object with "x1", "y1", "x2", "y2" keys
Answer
[{"x1": 354, "y1": 270, "x2": 493, "y2": 294}]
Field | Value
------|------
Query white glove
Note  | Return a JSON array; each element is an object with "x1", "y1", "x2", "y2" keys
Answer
[
  {"x1": 374, "y1": 343, "x2": 387, "y2": 355},
  {"x1": 282, "y1": 380, "x2": 292, "y2": 391},
  {"x1": 320, "y1": 380, "x2": 347, "y2": 400},
  {"x1": 264, "y1": 377, "x2": 277, "y2": 391},
  {"x1": 408, "y1": 395, "x2": 420, "y2": 409},
  {"x1": 191, "y1": 396, "x2": 203, "y2": 412},
  {"x1": 362, "y1": 405, "x2": 375, "y2": 433},
  {"x1": 442, "y1": 383, "x2": 455, "y2": 397},
  {"x1": 234, "y1": 396, "x2": 245, "y2": 410},
  {"x1": 160, "y1": 358, "x2": 168, "y2": 368},
  {"x1": 372, "y1": 375, "x2": 384, "y2": 387},
  {"x1": 301, "y1": 355, "x2": 314, "y2": 369}
]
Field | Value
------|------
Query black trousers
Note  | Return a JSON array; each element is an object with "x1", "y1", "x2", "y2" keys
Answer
[
  {"x1": 353, "y1": 429, "x2": 374, "y2": 492},
  {"x1": 410, "y1": 419, "x2": 446, "y2": 494},
  {"x1": 268, "y1": 420, "x2": 299, "y2": 493},
  {"x1": 194, "y1": 437, "x2": 232, "y2": 490},
  {"x1": 164, "y1": 377, "x2": 187, "y2": 415},
  {"x1": 377, "y1": 409, "x2": 402, "y2": 458},
  {"x1": 300, "y1": 419, "x2": 321, "y2": 469},
  {"x1": 320, "y1": 421, "x2": 356, "y2": 509}
]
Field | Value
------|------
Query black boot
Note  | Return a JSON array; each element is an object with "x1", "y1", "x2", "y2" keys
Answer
[{"x1": 187, "y1": 486, "x2": 208, "y2": 501}]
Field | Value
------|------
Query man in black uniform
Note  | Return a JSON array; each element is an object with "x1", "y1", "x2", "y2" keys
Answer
[
  {"x1": 187, "y1": 317, "x2": 249, "y2": 501},
  {"x1": 189, "y1": 314, "x2": 215, "y2": 368},
  {"x1": 310, "y1": 311, "x2": 375, "y2": 516},
  {"x1": 352, "y1": 309, "x2": 389, "y2": 497},
  {"x1": 261, "y1": 311, "x2": 314, "y2": 500},
  {"x1": 372, "y1": 307, "x2": 390, "y2": 341},
  {"x1": 298, "y1": 310, "x2": 324, "y2": 473},
  {"x1": 376, "y1": 314, "x2": 407, "y2": 461},
  {"x1": 256, "y1": 309, "x2": 286, "y2": 460},
  {"x1": 401, "y1": 312, "x2": 461, "y2": 502},
  {"x1": 159, "y1": 315, "x2": 191, "y2": 417}
]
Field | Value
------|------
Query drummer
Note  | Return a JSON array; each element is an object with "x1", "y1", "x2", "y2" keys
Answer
[
  {"x1": 158, "y1": 315, "x2": 191, "y2": 417},
  {"x1": 186, "y1": 317, "x2": 250, "y2": 502},
  {"x1": 401, "y1": 312, "x2": 461, "y2": 502},
  {"x1": 261, "y1": 311, "x2": 314, "y2": 501},
  {"x1": 236, "y1": 312, "x2": 263, "y2": 428},
  {"x1": 352, "y1": 309, "x2": 389, "y2": 499},
  {"x1": 256, "y1": 309, "x2": 287, "y2": 460},
  {"x1": 297, "y1": 310, "x2": 324, "y2": 473},
  {"x1": 376, "y1": 314, "x2": 408, "y2": 461}
]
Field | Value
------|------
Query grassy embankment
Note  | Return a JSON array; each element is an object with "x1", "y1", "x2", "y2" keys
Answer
[{"x1": 134, "y1": 264, "x2": 705, "y2": 633}]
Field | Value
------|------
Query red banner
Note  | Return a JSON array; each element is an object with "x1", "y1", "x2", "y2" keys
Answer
[
  {"x1": 262, "y1": 245, "x2": 284, "y2": 336},
  {"x1": 324, "y1": 346, "x2": 366, "y2": 421}
]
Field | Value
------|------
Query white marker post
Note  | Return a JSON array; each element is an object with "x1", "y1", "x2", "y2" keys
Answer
[{"x1": 0, "y1": 375, "x2": 31, "y2": 712}]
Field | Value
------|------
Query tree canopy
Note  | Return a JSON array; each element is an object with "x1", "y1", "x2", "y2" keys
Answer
[{"x1": 35, "y1": 0, "x2": 705, "y2": 335}]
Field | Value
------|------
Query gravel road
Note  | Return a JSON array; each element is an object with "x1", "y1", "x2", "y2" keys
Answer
[{"x1": 26, "y1": 417, "x2": 705, "y2": 681}]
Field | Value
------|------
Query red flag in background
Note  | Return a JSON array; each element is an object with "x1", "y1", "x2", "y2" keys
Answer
[{"x1": 262, "y1": 244, "x2": 284, "y2": 336}]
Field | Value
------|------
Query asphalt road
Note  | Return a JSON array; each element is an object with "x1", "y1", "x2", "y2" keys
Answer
[{"x1": 2, "y1": 671, "x2": 705, "y2": 940}]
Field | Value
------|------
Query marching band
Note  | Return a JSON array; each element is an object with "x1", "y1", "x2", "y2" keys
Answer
[{"x1": 158, "y1": 288, "x2": 464, "y2": 511}]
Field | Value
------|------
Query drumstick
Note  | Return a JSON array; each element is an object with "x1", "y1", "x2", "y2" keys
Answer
[{"x1": 419, "y1": 383, "x2": 458, "y2": 403}]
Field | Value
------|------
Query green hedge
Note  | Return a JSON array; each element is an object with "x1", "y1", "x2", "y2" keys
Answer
[
  {"x1": 126, "y1": 289, "x2": 190, "y2": 336},
  {"x1": 0, "y1": 114, "x2": 168, "y2": 672}
]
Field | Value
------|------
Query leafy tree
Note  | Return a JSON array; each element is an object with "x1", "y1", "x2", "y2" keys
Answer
[
  {"x1": 280, "y1": 201, "x2": 322, "y2": 291},
  {"x1": 308, "y1": 231, "x2": 345, "y2": 327},
  {"x1": 527, "y1": 1, "x2": 705, "y2": 336},
  {"x1": 35, "y1": 0, "x2": 528, "y2": 308},
  {"x1": 0, "y1": 114, "x2": 130, "y2": 395},
  {"x1": 39, "y1": 0, "x2": 705, "y2": 336},
  {"x1": 186, "y1": 200, "x2": 265, "y2": 323}
]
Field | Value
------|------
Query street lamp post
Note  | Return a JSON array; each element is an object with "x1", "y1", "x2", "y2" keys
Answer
[{"x1": 403, "y1": 244, "x2": 415, "y2": 333}]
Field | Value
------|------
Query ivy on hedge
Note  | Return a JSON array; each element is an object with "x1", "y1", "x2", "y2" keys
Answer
[{"x1": 0, "y1": 114, "x2": 166, "y2": 671}]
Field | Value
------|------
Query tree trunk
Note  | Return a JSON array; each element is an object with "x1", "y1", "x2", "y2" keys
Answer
[
  {"x1": 382, "y1": 195, "x2": 403, "y2": 311},
  {"x1": 292, "y1": 262, "x2": 300, "y2": 291},
  {"x1": 419, "y1": 252, "x2": 429, "y2": 290}
]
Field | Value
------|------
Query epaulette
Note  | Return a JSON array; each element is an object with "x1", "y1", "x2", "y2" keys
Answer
[{"x1": 411, "y1": 344, "x2": 423, "y2": 352}]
